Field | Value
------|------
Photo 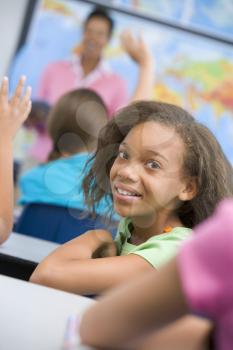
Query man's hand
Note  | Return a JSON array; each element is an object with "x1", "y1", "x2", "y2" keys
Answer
[
  {"x1": 120, "y1": 30, "x2": 154, "y2": 68},
  {"x1": 121, "y1": 30, "x2": 155, "y2": 101}
]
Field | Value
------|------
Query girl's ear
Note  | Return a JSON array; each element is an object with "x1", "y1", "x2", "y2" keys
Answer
[{"x1": 179, "y1": 177, "x2": 198, "y2": 201}]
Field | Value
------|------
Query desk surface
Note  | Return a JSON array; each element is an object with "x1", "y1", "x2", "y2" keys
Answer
[
  {"x1": 0, "y1": 232, "x2": 59, "y2": 263},
  {"x1": 0, "y1": 275, "x2": 94, "y2": 350}
]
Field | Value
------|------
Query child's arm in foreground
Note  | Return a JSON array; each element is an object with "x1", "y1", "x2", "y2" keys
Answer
[
  {"x1": 0, "y1": 77, "x2": 31, "y2": 243},
  {"x1": 80, "y1": 199, "x2": 233, "y2": 349},
  {"x1": 80, "y1": 258, "x2": 190, "y2": 348},
  {"x1": 30, "y1": 229, "x2": 153, "y2": 295},
  {"x1": 137, "y1": 315, "x2": 211, "y2": 350},
  {"x1": 80, "y1": 260, "x2": 212, "y2": 350},
  {"x1": 121, "y1": 31, "x2": 155, "y2": 102}
]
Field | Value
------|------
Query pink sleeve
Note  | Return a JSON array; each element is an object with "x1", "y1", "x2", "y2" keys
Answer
[
  {"x1": 36, "y1": 64, "x2": 53, "y2": 102},
  {"x1": 108, "y1": 78, "x2": 129, "y2": 118},
  {"x1": 178, "y1": 199, "x2": 233, "y2": 319}
]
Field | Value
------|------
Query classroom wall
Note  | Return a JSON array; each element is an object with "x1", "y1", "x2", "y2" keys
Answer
[{"x1": 0, "y1": 0, "x2": 28, "y2": 78}]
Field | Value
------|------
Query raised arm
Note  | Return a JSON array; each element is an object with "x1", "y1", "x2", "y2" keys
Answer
[
  {"x1": 121, "y1": 31, "x2": 155, "y2": 102},
  {"x1": 30, "y1": 229, "x2": 153, "y2": 295},
  {"x1": 0, "y1": 76, "x2": 31, "y2": 243}
]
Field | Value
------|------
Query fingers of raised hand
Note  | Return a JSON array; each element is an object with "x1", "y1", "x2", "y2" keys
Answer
[
  {"x1": 8, "y1": 77, "x2": 32, "y2": 122},
  {"x1": 0, "y1": 77, "x2": 9, "y2": 105},
  {"x1": 120, "y1": 30, "x2": 135, "y2": 50},
  {"x1": 10, "y1": 75, "x2": 26, "y2": 108},
  {"x1": 0, "y1": 76, "x2": 32, "y2": 138},
  {"x1": 20, "y1": 85, "x2": 32, "y2": 121}
]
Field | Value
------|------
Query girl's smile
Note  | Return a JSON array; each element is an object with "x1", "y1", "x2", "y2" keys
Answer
[{"x1": 113, "y1": 182, "x2": 142, "y2": 202}]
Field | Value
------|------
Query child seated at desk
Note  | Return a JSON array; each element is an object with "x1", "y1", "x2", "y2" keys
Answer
[
  {"x1": 0, "y1": 76, "x2": 31, "y2": 244},
  {"x1": 31, "y1": 99, "x2": 233, "y2": 349},
  {"x1": 30, "y1": 99, "x2": 233, "y2": 297},
  {"x1": 18, "y1": 88, "x2": 109, "y2": 216}
]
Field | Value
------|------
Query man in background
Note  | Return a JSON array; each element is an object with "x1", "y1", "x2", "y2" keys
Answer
[{"x1": 37, "y1": 7, "x2": 128, "y2": 117}]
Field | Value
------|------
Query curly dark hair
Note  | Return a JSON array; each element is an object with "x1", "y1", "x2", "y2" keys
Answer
[{"x1": 83, "y1": 101, "x2": 233, "y2": 228}]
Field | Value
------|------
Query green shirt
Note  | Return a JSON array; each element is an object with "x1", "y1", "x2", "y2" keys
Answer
[{"x1": 115, "y1": 217, "x2": 192, "y2": 269}]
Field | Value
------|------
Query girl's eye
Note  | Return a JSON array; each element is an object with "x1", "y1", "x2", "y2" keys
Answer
[
  {"x1": 146, "y1": 160, "x2": 160, "y2": 169},
  {"x1": 119, "y1": 150, "x2": 128, "y2": 160},
  {"x1": 118, "y1": 150, "x2": 128, "y2": 160}
]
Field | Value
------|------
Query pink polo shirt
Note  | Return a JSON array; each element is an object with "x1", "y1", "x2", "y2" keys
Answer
[
  {"x1": 37, "y1": 57, "x2": 128, "y2": 118},
  {"x1": 178, "y1": 199, "x2": 233, "y2": 350}
]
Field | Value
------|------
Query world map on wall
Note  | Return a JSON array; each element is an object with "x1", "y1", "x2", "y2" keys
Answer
[
  {"x1": 9, "y1": 0, "x2": 233, "y2": 162},
  {"x1": 107, "y1": 0, "x2": 233, "y2": 40}
]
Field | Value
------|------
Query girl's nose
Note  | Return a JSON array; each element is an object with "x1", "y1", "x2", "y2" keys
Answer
[{"x1": 117, "y1": 163, "x2": 140, "y2": 182}]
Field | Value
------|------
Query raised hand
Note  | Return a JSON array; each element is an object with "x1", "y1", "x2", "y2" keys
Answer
[
  {"x1": 120, "y1": 30, "x2": 154, "y2": 67},
  {"x1": 0, "y1": 76, "x2": 32, "y2": 140},
  {"x1": 120, "y1": 31, "x2": 155, "y2": 101}
]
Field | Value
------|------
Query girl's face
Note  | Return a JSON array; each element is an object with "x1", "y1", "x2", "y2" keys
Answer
[{"x1": 110, "y1": 121, "x2": 193, "y2": 221}]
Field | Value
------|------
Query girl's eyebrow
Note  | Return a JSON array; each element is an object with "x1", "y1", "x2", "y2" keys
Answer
[
  {"x1": 146, "y1": 149, "x2": 168, "y2": 163},
  {"x1": 120, "y1": 142, "x2": 168, "y2": 163}
]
